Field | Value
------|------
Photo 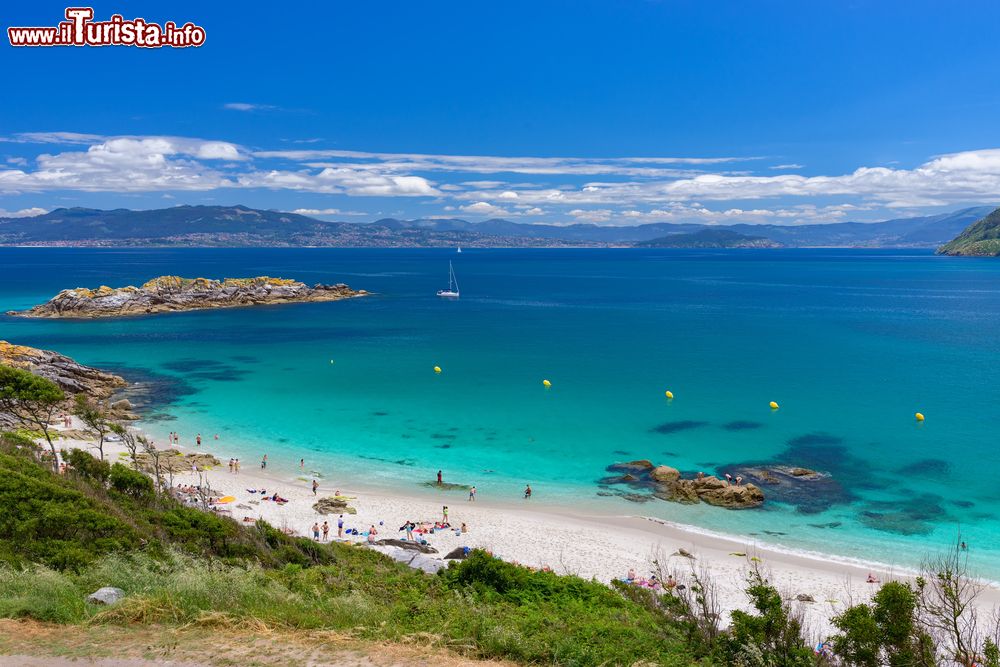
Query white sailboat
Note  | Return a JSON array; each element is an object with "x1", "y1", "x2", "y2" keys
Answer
[
  {"x1": 457, "y1": 246, "x2": 462, "y2": 253},
  {"x1": 437, "y1": 261, "x2": 460, "y2": 298}
]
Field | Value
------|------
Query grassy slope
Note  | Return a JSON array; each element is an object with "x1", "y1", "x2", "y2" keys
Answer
[
  {"x1": 0, "y1": 434, "x2": 701, "y2": 666},
  {"x1": 938, "y1": 206, "x2": 1000, "y2": 256}
]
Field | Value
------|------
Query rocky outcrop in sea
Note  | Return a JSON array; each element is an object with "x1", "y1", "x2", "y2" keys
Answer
[
  {"x1": 7, "y1": 275, "x2": 368, "y2": 319},
  {"x1": 0, "y1": 340, "x2": 127, "y2": 399},
  {"x1": 602, "y1": 459, "x2": 765, "y2": 509}
]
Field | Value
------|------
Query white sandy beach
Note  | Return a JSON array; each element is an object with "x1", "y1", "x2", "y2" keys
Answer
[{"x1": 54, "y1": 421, "x2": 1000, "y2": 641}]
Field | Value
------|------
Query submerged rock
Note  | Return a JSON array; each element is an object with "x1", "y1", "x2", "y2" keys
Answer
[
  {"x1": 7, "y1": 276, "x2": 368, "y2": 319},
  {"x1": 607, "y1": 459, "x2": 655, "y2": 473},
  {"x1": 722, "y1": 464, "x2": 843, "y2": 514}
]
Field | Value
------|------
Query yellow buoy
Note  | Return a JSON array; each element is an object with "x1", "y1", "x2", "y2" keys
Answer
[
  {"x1": 665, "y1": 390, "x2": 674, "y2": 399},
  {"x1": 433, "y1": 366, "x2": 442, "y2": 373},
  {"x1": 769, "y1": 401, "x2": 779, "y2": 410},
  {"x1": 915, "y1": 412, "x2": 925, "y2": 422},
  {"x1": 542, "y1": 379, "x2": 552, "y2": 387}
]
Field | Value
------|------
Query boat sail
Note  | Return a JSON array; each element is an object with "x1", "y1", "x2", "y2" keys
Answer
[{"x1": 437, "y1": 261, "x2": 460, "y2": 298}]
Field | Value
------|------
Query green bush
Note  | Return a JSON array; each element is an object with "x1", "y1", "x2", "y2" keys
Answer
[
  {"x1": 64, "y1": 447, "x2": 111, "y2": 484},
  {"x1": 0, "y1": 450, "x2": 140, "y2": 570},
  {"x1": 109, "y1": 462, "x2": 153, "y2": 500}
]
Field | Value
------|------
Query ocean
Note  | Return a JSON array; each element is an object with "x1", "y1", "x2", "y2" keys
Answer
[{"x1": 2, "y1": 247, "x2": 999, "y2": 574}]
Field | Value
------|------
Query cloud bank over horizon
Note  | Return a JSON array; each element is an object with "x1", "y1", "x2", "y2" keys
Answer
[{"x1": 1, "y1": 131, "x2": 998, "y2": 226}]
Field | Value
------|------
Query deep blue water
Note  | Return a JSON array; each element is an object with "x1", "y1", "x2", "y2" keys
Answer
[{"x1": 1, "y1": 247, "x2": 999, "y2": 573}]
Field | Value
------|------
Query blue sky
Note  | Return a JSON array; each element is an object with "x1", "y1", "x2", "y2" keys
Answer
[{"x1": 2, "y1": 0, "x2": 1000, "y2": 225}]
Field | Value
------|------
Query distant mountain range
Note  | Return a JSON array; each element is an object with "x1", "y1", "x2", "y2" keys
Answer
[
  {"x1": 635, "y1": 229, "x2": 782, "y2": 249},
  {"x1": 0, "y1": 204, "x2": 994, "y2": 248},
  {"x1": 938, "y1": 206, "x2": 1000, "y2": 256}
]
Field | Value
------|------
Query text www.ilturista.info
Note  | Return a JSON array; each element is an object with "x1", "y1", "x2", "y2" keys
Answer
[{"x1": 8, "y1": 7, "x2": 206, "y2": 48}]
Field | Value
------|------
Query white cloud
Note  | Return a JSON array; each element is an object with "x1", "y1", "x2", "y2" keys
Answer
[
  {"x1": 0, "y1": 207, "x2": 47, "y2": 218},
  {"x1": 292, "y1": 208, "x2": 342, "y2": 216},
  {"x1": 0, "y1": 132, "x2": 105, "y2": 145},
  {"x1": 223, "y1": 102, "x2": 278, "y2": 112},
  {"x1": 3, "y1": 133, "x2": 1000, "y2": 225},
  {"x1": 195, "y1": 141, "x2": 243, "y2": 160},
  {"x1": 568, "y1": 209, "x2": 613, "y2": 223},
  {"x1": 254, "y1": 148, "x2": 757, "y2": 177},
  {"x1": 769, "y1": 163, "x2": 804, "y2": 170},
  {"x1": 289, "y1": 207, "x2": 366, "y2": 217},
  {"x1": 460, "y1": 201, "x2": 508, "y2": 216}
]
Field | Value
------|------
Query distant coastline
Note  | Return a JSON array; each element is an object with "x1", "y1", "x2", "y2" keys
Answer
[{"x1": 0, "y1": 203, "x2": 994, "y2": 249}]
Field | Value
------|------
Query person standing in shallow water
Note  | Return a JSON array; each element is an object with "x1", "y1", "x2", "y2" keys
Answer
[
  {"x1": 261, "y1": 454, "x2": 267, "y2": 470},
  {"x1": 469, "y1": 486, "x2": 476, "y2": 501},
  {"x1": 312, "y1": 479, "x2": 318, "y2": 495},
  {"x1": 524, "y1": 484, "x2": 532, "y2": 499},
  {"x1": 196, "y1": 433, "x2": 201, "y2": 446},
  {"x1": 437, "y1": 470, "x2": 443, "y2": 485}
]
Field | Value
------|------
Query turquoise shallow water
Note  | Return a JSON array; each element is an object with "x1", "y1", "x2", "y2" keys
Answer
[{"x1": 2, "y1": 247, "x2": 999, "y2": 573}]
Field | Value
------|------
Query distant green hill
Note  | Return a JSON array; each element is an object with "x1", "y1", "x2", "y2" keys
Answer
[
  {"x1": 938, "y1": 206, "x2": 1000, "y2": 256},
  {"x1": 635, "y1": 228, "x2": 782, "y2": 248}
]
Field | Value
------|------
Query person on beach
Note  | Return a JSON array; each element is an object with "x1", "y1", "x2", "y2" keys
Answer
[
  {"x1": 367, "y1": 528, "x2": 377, "y2": 544},
  {"x1": 234, "y1": 459, "x2": 240, "y2": 474},
  {"x1": 469, "y1": 486, "x2": 476, "y2": 501},
  {"x1": 442, "y1": 506, "x2": 449, "y2": 523},
  {"x1": 403, "y1": 520, "x2": 414, "y2": 541},
  {"x1": 866, "y1": 573, "x2": 880, "y2": 584},
  {"x1": 312, "y1": 479, "x2": 318, "y2": 495},
  {"x1": 337, "y1": 515, "x2": 344, "y2": 538},
  {"x1": 196, "y1": 433, "x2": 201, "y2": 446},
  {"x1": 437, "y1": 470, "x2": 443, "y2": 485},
  {"x1": 524, "y1": 484, "x2": 532, "y2": 499},
  {"x1": 724, "y1": 473, "x2": 733, "y2": 486},
  {"x1": 735, "y1": 475, "x2": 743, "y2": 486},
  {"x1": 322, "y1": 521, "x2": 330, "y2": 541},
  {"x1": 460, "y1": 522, "x2": 467, "y2": 534},
  {"x1": 312, "y1": 522, "x2": 320, "y2": 540},
  {"x1": 261, "y1": 454, "x2": 267, "y2": 470},
  {"x1": 300, "y1": 458, "x2": 304, "y2": 470}
]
